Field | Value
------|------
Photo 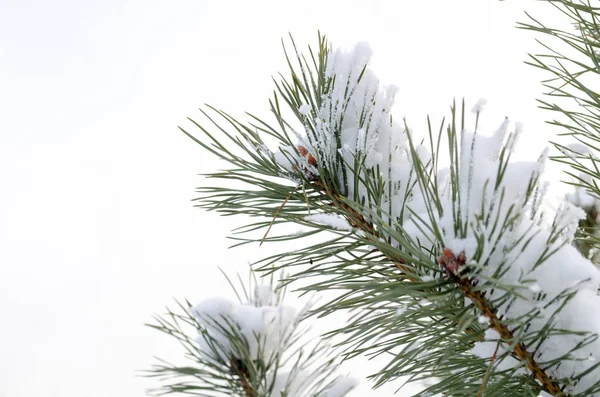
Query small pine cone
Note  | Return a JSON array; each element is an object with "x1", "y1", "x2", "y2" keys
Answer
[{"x1": 437, "y1": 248, "x2": 466, "y2": 274}]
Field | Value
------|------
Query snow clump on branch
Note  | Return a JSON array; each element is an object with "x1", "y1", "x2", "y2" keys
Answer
[
  {"x1": 191, "y1": 285, "x2": 299, "y2": 363},
  {"x1": 276, "y1": 42, "x2": 427, "y2": 231},
  {"x1": 191, "y1": 283, "x2": 358, "y2": 397}
]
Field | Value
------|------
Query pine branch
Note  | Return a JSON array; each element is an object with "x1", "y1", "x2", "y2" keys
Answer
[
  {"x1": 311, "y1": 179, "x2": 482, "y2": 337},
  {"x1": 308, "y1": 149, "x2": 564, "y2": 395},
  {"x1": 448, "y1": 269, "x2": 565, "y2": 396},
  {"x1": 179, "y1": 33, "x2": 600, "y2": 396},
  {"x1": 146, "y1": 270, "x2": 358, "y2": 397}
]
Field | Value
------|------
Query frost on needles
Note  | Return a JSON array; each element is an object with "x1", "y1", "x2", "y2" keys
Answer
[{"x1": 168, "y1": 33, "x2": 600, "y2": 396}]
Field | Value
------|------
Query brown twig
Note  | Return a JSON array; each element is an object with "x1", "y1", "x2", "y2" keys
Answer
[
  {"x1": 451, "y1": 274, "x2": 566, "y2": 396},
  {"x1": 230, "y1": 358, "x2": 255, "y2": 397}
]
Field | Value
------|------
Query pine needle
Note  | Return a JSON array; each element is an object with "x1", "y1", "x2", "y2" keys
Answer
[
  {"x1": 260, "y1": 184, "x2": 300, "y2": 246},
  {"x1": 478, "y1": 340, "x2": 500, "y2": 397}
]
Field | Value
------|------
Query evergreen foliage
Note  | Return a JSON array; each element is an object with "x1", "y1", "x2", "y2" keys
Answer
[
  {"x1": 146, "y1": 271, "x2": 357, "y2": 397},
  {"x1": 149, "y1": 1, "x2": 600, "y2": 395},
  {"x1": 520, "y1": 0, "x2": 600, "y2": 265}
]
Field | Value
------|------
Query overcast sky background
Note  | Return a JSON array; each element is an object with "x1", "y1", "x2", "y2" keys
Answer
[{"x1": 0, "y1": 1, "x2": 566, "y2": 396}]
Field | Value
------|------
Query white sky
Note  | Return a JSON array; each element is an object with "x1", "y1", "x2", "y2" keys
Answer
[{"x1": 0, "y1": 0, "x2": 565, "y2": 396}]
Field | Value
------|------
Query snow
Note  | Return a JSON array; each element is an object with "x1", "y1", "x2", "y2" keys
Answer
[
  {"x1": 472, "y1": 329, "x2": 524, "y2": 373},
  {"x1": 305, "y1": 213, "x2": 352, "y2": 231},
  {"x1": 191, "y1": 289, "x2": 299, "y2": 362},
  {"x1": 567, "y1": 186, "x2": 598, "y2": 209},
  {"x1": 298, "y1": 103, "x2": 311, "y2": 116},
  {"x1": 421, "y1": 274, "x2": 434, "y2": 282},
  {"x1": 471, "y1": 98, "x2": 488, "y2": 113},
  {"x1": 269, "y1": 370, "x2": 307, "y2": 396},
  {"x1": 274, "y1": 148, "x2": 295, "y2": 173}
]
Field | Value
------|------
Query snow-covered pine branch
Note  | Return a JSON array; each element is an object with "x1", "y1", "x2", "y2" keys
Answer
[
  {"x1": 407, "y1": 107, "x2": 600, "y2": 396},
  {"x1": 172, "y1": 15, "x2": 600, "y2": 396},
  {"x1": 271, "y1": 39, "x2": 600, "y2": 395},
  {"x1": 146, "y1": 270, "x2": 357, "y2": 397}
]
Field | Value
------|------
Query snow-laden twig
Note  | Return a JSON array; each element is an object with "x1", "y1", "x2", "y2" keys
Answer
[{"x1": 147, "y1": 270, "x2": 357, "y2": 397}]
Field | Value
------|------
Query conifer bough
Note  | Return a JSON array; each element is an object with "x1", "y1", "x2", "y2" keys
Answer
[
  {"x1": 147, "y1": 272, "x2": 358, "y2": 396},
  {"x1": 155, "y1": 1, "x2": 600, "y2": 394}
]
